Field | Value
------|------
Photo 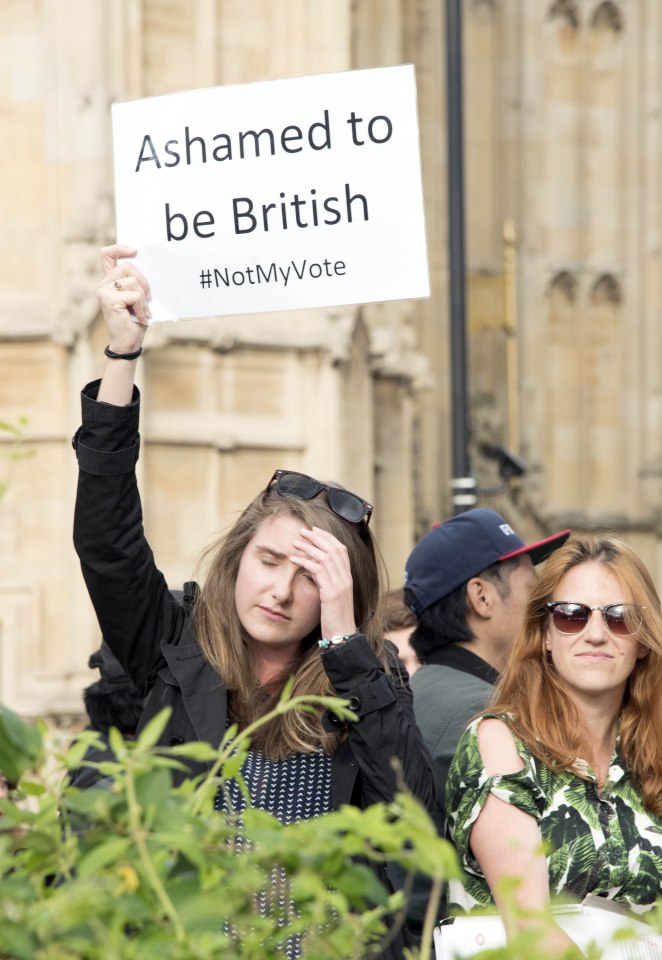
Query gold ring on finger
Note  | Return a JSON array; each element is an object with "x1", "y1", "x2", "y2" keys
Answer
[{"x1": 114, "y1": 279, "x2": 123, "y2": 291}]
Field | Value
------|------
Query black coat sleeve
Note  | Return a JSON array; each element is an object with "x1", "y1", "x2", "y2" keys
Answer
[
  {"x1": 72, "y1": 380, "x2": 185, "y2": 696},
  {"x1": 321, "y1": 636, "x2": 436, "y2": 810}
]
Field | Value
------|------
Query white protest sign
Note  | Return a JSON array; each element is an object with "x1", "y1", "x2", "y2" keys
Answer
[{"x1": 112, "y1": 65, "x2": 430, "y2": 322}]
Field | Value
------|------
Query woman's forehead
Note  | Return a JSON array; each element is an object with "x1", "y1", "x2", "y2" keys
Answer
[
  {"x1": 249, "y1": 512, "x2": 306, "y2": 545},
  {"x1": 555, "y1": 561, "x2": 624, "y2": 599}
]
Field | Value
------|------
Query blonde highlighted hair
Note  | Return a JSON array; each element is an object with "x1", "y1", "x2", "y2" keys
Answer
[
  {"x1": 193, "y1": 482, "x2": 387, "y2": 758},
  {"x1": 492, "y1": 533, "x2": 662, "y2": 815}
]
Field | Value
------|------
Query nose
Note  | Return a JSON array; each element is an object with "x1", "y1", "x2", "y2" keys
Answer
[
  {"x1": 270, "y1": 566, "x2": 295, "y2": 604},
  {"x1": 584, "y1": 608, "x2": 608, "y2": 642}
]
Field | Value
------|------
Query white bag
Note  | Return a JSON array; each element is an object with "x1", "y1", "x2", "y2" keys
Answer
[{"x1": 434, "y1": 895, "x2": 662, "y2": 960}]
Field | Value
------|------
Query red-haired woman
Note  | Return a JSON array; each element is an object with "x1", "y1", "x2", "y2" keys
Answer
[{"x1": 446, "y1": 534, "x2": 662, "y2": 953}]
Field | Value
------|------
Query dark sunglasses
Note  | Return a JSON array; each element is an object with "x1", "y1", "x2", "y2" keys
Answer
[
  {"x1": 546, "y1": 601, "x2": 644, "y2": 637},
  {"x1": 267, "y1": 469, "x2": 373, "y2": 526}
]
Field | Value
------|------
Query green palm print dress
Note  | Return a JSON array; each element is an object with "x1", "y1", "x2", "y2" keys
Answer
[{"x1": 445, "y1": 714, "x2": 662, "y2": 914}]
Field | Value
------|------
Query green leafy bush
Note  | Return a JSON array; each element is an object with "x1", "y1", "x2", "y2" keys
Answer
[
  {"x1": 0, "y1": 690, "x2": 457, "y2": 960},
  {"x1": 2, "y1": 694, "x2": 658, "y2": 960}
]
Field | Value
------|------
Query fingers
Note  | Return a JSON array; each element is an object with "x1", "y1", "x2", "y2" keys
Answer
[
  {"x1": 96, "y1": 273, "x2": 151, "y2": 326},
  {"x1": 100, "y1": 243, "x2": 137, "y2": 275},
  {"x1": 293, "y1": 527, "x2": 351, "y2": 577},
  {"x1": 291, "y1": 528, "x2": 356, "y2": 639},
  {"x1": 97, "y1": 244, "x2": 151, "y2": 325},
  {"x1": 100, "y1": 243, "x2": 150, "y2": 296}
]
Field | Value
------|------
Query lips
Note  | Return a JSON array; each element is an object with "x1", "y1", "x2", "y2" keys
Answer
[{"x1": 258, "y1": 606, "x2": 290, "y2": 622}]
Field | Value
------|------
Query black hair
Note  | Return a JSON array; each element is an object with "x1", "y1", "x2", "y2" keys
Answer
[
  {"x1": 83, "y1": 641, "x2": 143, "y2": 737},
  {"x1": 407, "y1": 581, "x2": 471, "y2": 659},
  {"x1": 406, "y1": 556, "x2": 521, "y2": 662},
  {"x1": 82, "y1": 677, "x2": 143, "y2": 737}
]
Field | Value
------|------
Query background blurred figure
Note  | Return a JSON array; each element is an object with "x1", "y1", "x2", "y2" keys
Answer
[
  {"x1": 68, "y1": 640, "x2": 143, "y2": 790},
  {"x1": 406, "y1": 510, "x2": 569, "y2": 809},
  {"x1": 73, "y1": 588, "x2": 185, "y2": 785},
  {"x1": 383, "y1": 587, "x2": 420, "y2": 676},
  {"x1": 83, "y1": 641, "x2": 143, "y2": 739},
  {"x1": 395, "y1": 508, "x2": 569, "y2": 934}
]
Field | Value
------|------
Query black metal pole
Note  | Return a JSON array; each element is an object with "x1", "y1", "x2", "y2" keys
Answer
[{"x1": 444, "y1": 0, "x2": 476, "y2": 514}]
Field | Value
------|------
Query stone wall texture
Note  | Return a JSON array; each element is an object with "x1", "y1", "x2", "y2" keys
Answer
[{"x1": 2, "y1": 0, "x2": 661, "y2": 719}]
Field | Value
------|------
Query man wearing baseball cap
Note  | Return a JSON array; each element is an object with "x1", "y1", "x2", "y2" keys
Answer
[{"x1": 397, "y1": 508, "x2": 570, "y2": 932}]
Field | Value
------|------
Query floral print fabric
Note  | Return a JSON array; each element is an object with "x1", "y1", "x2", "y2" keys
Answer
[{"x1": 445, "y1": 714, "x2": 662, "y2": 914}]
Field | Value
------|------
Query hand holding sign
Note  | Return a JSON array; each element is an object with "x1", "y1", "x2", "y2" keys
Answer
[
  {"x1": 94, "y1": 245, "x2": 151, "y2": 406},
  {"x1": 97, "y1": 244, "x2": 151, "y2": 331},
  {"x1": 112, "y1": 65, "x2": 429, "y2": 322}
]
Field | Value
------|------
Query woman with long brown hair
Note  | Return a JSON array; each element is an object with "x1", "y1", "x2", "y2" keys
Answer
[
  {"x1": 72, "y1": 244, "x2": 434, "y2": 960},
  {"x1": 445, "y1": 534, "x2": 662, "y2": 952}
]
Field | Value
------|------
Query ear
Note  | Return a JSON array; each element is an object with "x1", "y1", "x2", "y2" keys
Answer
[
  {"x1": 466, "y1": 577, "x2": 496, "y2": 620},
  {"x1": 636, "y1": 642, "x2": 649, "y2": 661},
  {"x1": 544, "y1": 625, "x2": 553, "y2": 652}
]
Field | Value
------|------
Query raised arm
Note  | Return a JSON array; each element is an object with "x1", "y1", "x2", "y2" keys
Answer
[{"x1": 73, "y1": 244, "x2": 180, "y2": 693}]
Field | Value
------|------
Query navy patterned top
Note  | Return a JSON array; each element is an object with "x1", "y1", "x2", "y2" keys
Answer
[
  {"x1": 215, "y1": 747, "x2": 333, "y2": 823},
  {"x1": 216, "y1": 747, "x2": 334, "y2": 958}
]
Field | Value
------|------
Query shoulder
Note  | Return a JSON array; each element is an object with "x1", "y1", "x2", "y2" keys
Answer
[
  {"x1": 412, "y1": 671, "x2": 494, "y2": 755},
  {"x1": 412, "y1": 665, "x2": 493, "y2": 719},
  {"x1": 411, "y1": 663, "x2": 492, "y2": 696},
  {"x1": 475, "y1": 716, "x2": 525, "y2": 776}
]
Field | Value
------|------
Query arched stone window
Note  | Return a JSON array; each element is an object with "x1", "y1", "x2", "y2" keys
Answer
[
  {"x1": 549, "y1": 271, "x2": 578, "y2": 303},
  {"x1": 590, "y1": 273, "x2": 622, "y2": 305},
  {"x1": 547, "y1": 0, "x2": 580, "y2": 29},
  {"x1": 590, "y1": 1, "x2": 623, "y2": 32}
]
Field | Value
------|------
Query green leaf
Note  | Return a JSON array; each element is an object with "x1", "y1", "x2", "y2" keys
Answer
[
  {"x1": 167, "y1": 741, "x2": 218, "y2": 763},
  {"x1": 174, "y1": 890, "x2": 234, "y2": 931},
  {"x1": 0, "y1": 421, "x2": 23, "y2": 437},
  {"x1": 77, "y1": 836, "x2": 133, "y2": 878},
  {"x1": 0, "y1": 704, "x2": 43, "y2": 783},
  {"x1": 134, "y1": 768, "x2": 173, "y2": 813},
  {"x1": 107, "y1": 725, "x2": 126, "y2": 760},
  {"x1": 334, "y1": 862, "x2": 388, "y2": 907},
  {"x1": 279, "y1": 675, "x2": 295, "y2": 702},
  {"x1": 219, "y1": 752, "x2": 246, "y2": 782},
  {"x1": 0, "y1": 922, "x2": 37, "y2": 959},
  {"x1": 17, "y1": 779, "x2": 45, "y2": 797},
  {"x1": 135, "y1": 707, "x2": 172, "y2": 752},
  {"x1": 61, "y1": 731, "x2": 106, "y2": 769}
]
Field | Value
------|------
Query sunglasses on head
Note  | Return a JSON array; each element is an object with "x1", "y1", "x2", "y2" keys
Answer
[
  {"x1": 267, "y1": 469, "x2": 373, "y2": 526},
  {"x1": 546, "y1": 601, "x2": 644, "y2": 637}
]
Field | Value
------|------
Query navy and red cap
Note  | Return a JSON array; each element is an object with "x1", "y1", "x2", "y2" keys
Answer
[{"x1": 404, "y1": 508, "x2": 571, "y2": 618}]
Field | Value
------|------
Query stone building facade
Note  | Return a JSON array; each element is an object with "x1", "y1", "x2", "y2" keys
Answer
[{"x1": 1, "y1": 0, "x2": 661, "y2": 719}]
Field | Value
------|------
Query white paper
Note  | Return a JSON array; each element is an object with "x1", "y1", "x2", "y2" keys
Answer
[{"x1": 112, "y1": 65, "x2": 430, "y2": 322}]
